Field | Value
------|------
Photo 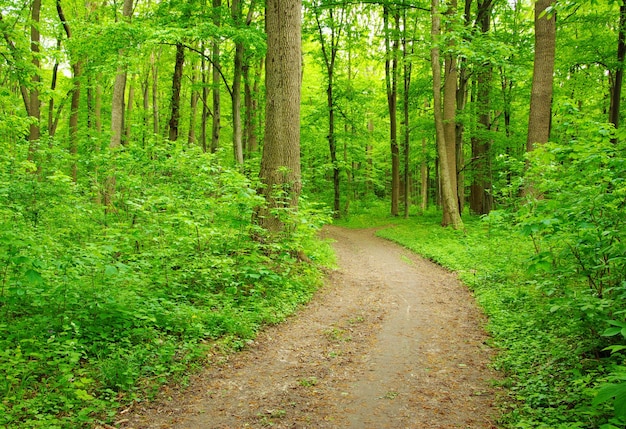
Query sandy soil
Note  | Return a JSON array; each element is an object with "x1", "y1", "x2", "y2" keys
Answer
[{"x1": 116, "y1": 226, "x2": 500, "y2": 429}]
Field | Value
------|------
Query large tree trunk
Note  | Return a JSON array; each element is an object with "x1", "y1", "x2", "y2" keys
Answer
[
  {"x1": 257, "y1": 0, "x2": 302, "y2": 233},
  {"x1": 526, "y1": 0, "x2": 556, "y2": 152},
  {"x1": 442, "y1": 0, "x2": 459, "y2": 224},
  {"x1": 432, "y1": 0, "x2": 464, "y2": 230},
  {"x1": 168, "y1": 43, "x2": 185, "y2": 141}
]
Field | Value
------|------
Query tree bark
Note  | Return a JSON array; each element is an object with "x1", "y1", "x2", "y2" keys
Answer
[
  {"x1": 257, "y1": 0, "x2": 302, "y2": 233},
  {"x1": 526, "y1": 0, "x2": 556, "y2": 152},
  {"x1": 384, "y1": 4, "x2": 400, "y2": 217},
  {"x1": 469, "y1": 0, "x2": 494, "y2": 215},
  {"x1": 151, "y1": 50, "x2": 159, "y2": 135},
  {"x1": 110, "y1": 0, "x2": 134, "y2": 149},
  {"x1": 402, "y1": 6, "x2": 413, "y2": 219},
  {"x1": 432, "y1": 0, "x2": 464, "y2": 230},
  {"x1": 609, "y1": 3, "x2": 626, "y2": 136},
  {"x1": 211, "y1": 0, "x2": 221, "y2": 153},
  {"x1": 442, "y1": 0, "x2": 459, "y2": 224},
  {"x1": 168, "y1": 43, "x2": 185, "y2": 141},
  {"x1": 188, "y1": 60, "x2": 199, "y2": 146},
  {"x1": 28, "y1": 0, "x2": 42, "y2": 160}
]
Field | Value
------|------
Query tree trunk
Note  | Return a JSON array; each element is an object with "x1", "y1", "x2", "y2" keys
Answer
[
  {"x1": 384, "y1": 5, "x2": 400, "y2": 217},
  {"x1": 48, "y1": 44, "x2": 60, "y2": 137},
  {"x1": 211, "y1": 0, "x2": 221, "y2": 153},
  {"x1": 314, "y1": 4, "x2": 343, "y2": 217},
  {"x1": 28, "y1": 0, "x2": 42, "y2": 160},
  {"x1": 110, "y1": 0, "x2": 133, "y2": 149},
  {"x1": 609, "y1": 3, "x2": 626, "y2": 136},
  {"x1": 151, "y1": 50, "x2": 159, "y2": 135},
  {"x1": 57, "y1": 0, "x2": 81, "y2": 180},
  {"x1": 432, "y1": 0, "x2": 464, "y2": 230},
  {"x1": 258, "y1": 0, "x2": 302, "y2": 233},
  {"x1": 201, "y1": 51, "x2": 209, "y2": 152},
  {"x1": 95, "y1": 82, "x2": 102, "y2": 134},
  {"x1": 232, "y1": 41, "x2": 244, "y2": 164},
  {"x1": 107, "y1": 0, "x2": 133, "y2": 207},
  {"x1": 442, "y1": 0, "x2": 459, "y2": 224},
  {"x1": 188, "y1": 61, "x2": 199, "y2": 146},
  {"x1": 402, "y1": 8, "x2": 412, "y2": 219},
  {"x1": 526, "y1": 0, "x2": 556, "y2": 152},
  {"x1": 420, "y1": 134, "x2": 428, "y2": 211},
  {"x1": 168, "y1": 43, "x2": 185, "y2": 142},
  {"x1": 469, "y1": 0, "x2": 494, "y2": 215}
]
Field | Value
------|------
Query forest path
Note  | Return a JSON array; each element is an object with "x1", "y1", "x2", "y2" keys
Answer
[{"x1": 119, "y1": 226, "x2": 499, "y2": 429}]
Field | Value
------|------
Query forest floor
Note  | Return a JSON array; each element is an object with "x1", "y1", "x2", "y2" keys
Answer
[{"x1": 116, "y1": 226, "x2": 501, "y2": 429}]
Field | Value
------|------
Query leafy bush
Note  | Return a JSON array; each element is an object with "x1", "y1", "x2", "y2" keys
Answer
[{"x1": 0, "y1": 139, "x2": 332, "y2": 428}]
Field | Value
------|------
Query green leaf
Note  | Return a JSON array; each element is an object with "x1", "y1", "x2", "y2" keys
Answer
[
  {"x1": 24, "y1": 269, "x2": 44, "y2": 285},
  {"x1": 104, "y1": 265, "x2": 118, "y2": 276}
]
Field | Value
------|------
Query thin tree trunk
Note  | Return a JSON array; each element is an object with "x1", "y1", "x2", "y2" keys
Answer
[
  {"x1": 201, "y1": 50, "x2": 209, "y2": 152},
  {"x1": 211, "y1": 0, "x2": 221, "y2": 153},
  {"x1": 609, "y1": 3, "x2": 626, "y2": 137},
  {"x1": 232, "y1": 41, "x2": 244, "y2": 163},
  {"x1": 48, "y1": 42, "x2": 60, "y2": 137},
  {"x1": 151, "y1": 50, "x2": 159, "y2": 135},
  {"x1": 384, "y1": 5, "x2": 400, "y2": 217},
  {"x1": 402, "y1": 6, "x2": 413, "y2": 219},
  {"x1": 95, "y1": 83, "x2": 102, "y2": 134},
  {"x1": 314, "y1": 5, "x2": 343, "y2": 217},
  {"x1": 469, "y1": 0, "x2": 494, "y2": 215},
  {"x1": 125, "y1": 78, "x2": 135, "y2": 143},
  {"x1": 188, "y1": 61, "x2": 199, "y2": 146},
  {"x1": 249, "y1": 60, "x2": 262, "y2": 153},
  {"x1": 57, "y1": 0, "x2": 81, "y2": 181},
  {"x1": 168, "y1": 43, "x2": 185, "y2": 141},
  {"x1": 28, "y1": 0, "x2": 42, "y2": 160},
  {"x1": 421, "y1": 134, "x2": 428, "y2": 211},
  {"x1": 107, "y1": 0, "x2": 133, "y2": 207}
]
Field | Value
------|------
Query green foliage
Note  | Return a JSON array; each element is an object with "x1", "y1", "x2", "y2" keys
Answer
[{"x1": 0, "y1": 139, "x2": 332, "y2": 428}]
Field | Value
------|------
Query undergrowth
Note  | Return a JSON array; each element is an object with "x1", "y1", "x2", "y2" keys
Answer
[
  {"x1": 0, "y1": 140, "x2": 333, "y2": 428},
  {"x1": 337, "y1": 206, "x2": 624, "y2": 428}
]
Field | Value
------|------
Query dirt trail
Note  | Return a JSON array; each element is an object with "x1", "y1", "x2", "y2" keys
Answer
[{"x1": 119, "y1": 226, "x2": 499, "y2": 429}]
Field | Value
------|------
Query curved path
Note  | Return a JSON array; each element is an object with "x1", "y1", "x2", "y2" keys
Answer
[{"x1": 119, "y1": 226, "x2": 499, "y2": 428}]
